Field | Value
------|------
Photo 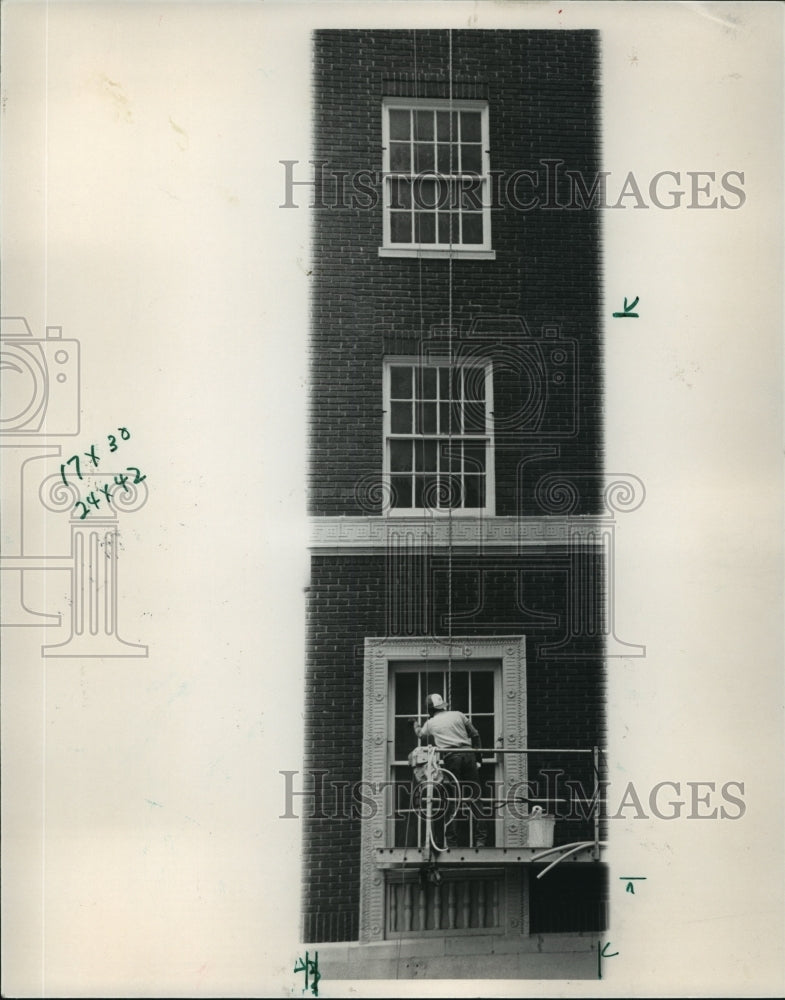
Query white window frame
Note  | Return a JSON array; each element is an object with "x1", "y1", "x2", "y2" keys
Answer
[
  {"x1": 379, "y1": 97, "x2": 495, "y2": 260},
  {"x1": 382, "y1": 356, "x2": 496, "y2": 517}
]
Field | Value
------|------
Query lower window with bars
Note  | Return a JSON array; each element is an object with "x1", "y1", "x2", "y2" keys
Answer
[{"x1": 385, "y1": 869, "x2": 505, "y2": 937}]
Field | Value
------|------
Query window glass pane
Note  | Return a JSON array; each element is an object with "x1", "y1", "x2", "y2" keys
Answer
[
  {"x1": 460, "y1": 144, "x2": 482, "y2": 174},
  {"x1": 464, "y1": 474, "x2": 485, "y2": 509},
  {"x1": 389, "y1": 108, "x2": 410, "y2": 140},
  {"x1": 395, "y1": 671, "x2": 419, "y2": 715},
  {"x1": 472, "y1": 714, "x2": 495, "y2": 752},
  {"x1": 449, "y1": 671, "x2": 469, "y2": 712},
  {"x1": 459, "y1": 177, "x2": 484, "y2": 211},
  {"x1": 390, "y1": 475, "x2": 412, "y2": 508},
  {"x1": 421, "y1": 671, "x2": 446, "y2": 706},
  {"x1": 443, "y1": 474, "x2": 461, "y2": 509},
  {"x1": 390, "y1": 179, "x2": 412, "y2": 210},
  {"x1": 435, "y1": 441, "x2": 447, "y2": 471},
  {"x1": 438, "y1": 367, "x2": 449, "y2": 399},
  {"x1": 460, "y1": 111, "x2": 482, "y2": 142},
  {"x1": 395, "y1": 716, "x2": 417, "y2": 760},
  {"x1": 436, "y1": 110, "x2": 452, "y2": 140},
  {"x1": 442, "y1": 440, "x2": 461, "y2": 472},
  {"x1": 414, "y1": 110, "x2": 434, "y2": 140},
  {"x1": 414, "y1": 438, "x2": 437, "y2": 472},
  {"x1": 413, "y1": 178, "x2": 439, "y2": 210},
  {"x1": 390, "y1": 142, "x2": 411, "y2": 171},
  {"x1": 436, "y1": 144, "x2": 452, "y2": 174},
  {"x1": 418, "y1": 474, "x2": 437, "y2": 509},
  {"x1": 464, "y1": 442, "x2": 486, "y2": 473},
  {"x1": 437, "y1": 213, "x2": 453, "y2": 245},
  {"x1": 414, "y1": 212, "x2": 436, "y2": 244},
  {"x1": 390, "y1": 400, "x2": 412, "y2": 433},
  {"x1": 471, "y1": 672, "x2": 494, "y2": 713},
  {"x1": 438, "y1": 401, "x2": 450, "y2": 432},
  {"x1": 450, "y1": 400, "x2": 465, "y2": 435},
  {"x1": 390, "y1": 439, "x2": 412, "y2": 472},
  {"x1": 414, "y1": 143, "x2": 435, "y2": 173},
  {"x1": 390, "y1": 365, "x2": 413, "y2": 399},
  {"x1": 451, "y1": 368, "x2": 463, "y2": 399},
  {"x1": 420, "y1": 367, "x2": 437, "y2": 399},
  {"x1": 416, "y1": 401, "x2": 437, "y2": 433},
  {"x1": 461, "y1": 213, "x2": 483, "y2": 245},
  {"x1": 390, "y1": 212, "x2": 412, "y2": 243}
]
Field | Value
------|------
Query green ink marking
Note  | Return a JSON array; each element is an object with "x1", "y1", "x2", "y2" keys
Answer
[{"x1": 613, "y1": 295, "x2": 639, "y2": 318}]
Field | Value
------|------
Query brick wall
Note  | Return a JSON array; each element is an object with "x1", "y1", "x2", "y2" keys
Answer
[
  {"x1": 301, "y1": 551, "x2": 605, "y2": 933},
  {"x1": 309, "y1": 29, "x2": 603, "y2": 516},
  {"x1": 305, "y1": 27, "x2": 606, "y2": 944}
]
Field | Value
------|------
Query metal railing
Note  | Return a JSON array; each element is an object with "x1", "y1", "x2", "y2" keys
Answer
[{"x1": 403, "y1": 745, "x2": 606, "y2": 865}]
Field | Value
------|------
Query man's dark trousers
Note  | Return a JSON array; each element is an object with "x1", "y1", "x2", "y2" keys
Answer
[{"x1": 442, "y1": 750, "x2": 488, "y2": 848}]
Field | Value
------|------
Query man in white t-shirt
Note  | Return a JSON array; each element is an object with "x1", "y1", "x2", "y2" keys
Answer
[{"x1": 412, "y1": 693, "x2": 488, "y2": 848}]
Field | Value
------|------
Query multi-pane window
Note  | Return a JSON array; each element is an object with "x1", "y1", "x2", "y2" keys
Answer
[
  {"x1": 388, "y1": 660, "x2": 500, "y2": 849},
  {"x1": 385, "y1": 360, "x2": 494, "y2": 513},
  {"x1": 382, "y1": 99, "x2": 492, "y2": 252}
]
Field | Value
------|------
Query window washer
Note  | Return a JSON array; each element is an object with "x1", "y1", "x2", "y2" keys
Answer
[{"x1": 412, "y1": 693, "x2": 488, "y2": 848}]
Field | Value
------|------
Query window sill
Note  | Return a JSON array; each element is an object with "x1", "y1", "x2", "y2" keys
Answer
[
  {"x1": 379, "y1": 248, "x2": 496, "y2": 261},
  {"x1": 383, "y1": 509, "x2": 494, "y2": 518}
]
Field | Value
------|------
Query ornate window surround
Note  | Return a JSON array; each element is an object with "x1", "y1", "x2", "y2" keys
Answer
[{"x1": 359, "y1": 635, "x2": 528, "y2": 943}]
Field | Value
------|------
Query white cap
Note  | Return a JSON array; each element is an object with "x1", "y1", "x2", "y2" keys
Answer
[{"x1": 427, "y1": 693, "x2": 446, "y2": 711}]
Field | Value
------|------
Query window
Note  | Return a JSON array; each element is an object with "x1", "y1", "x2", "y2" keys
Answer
[
  {"x1": 384, "y1": 359, "x2": 495, "y2": 515},
  {"x1": 381, "y1": 98, "x2": 494, "y2": 258},
  {"x1": 389, "y1": 660, "x2": 500, "y2": 849}
]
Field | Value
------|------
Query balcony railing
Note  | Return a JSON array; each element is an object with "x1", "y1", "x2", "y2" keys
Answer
[{"x1": 379, "y1": 745, "x2": 607, "y2": 869}]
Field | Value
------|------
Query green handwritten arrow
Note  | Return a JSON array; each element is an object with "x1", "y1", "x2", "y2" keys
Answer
[{"x1": 613, "y1": 296, "x2": 639, "y2": 318}]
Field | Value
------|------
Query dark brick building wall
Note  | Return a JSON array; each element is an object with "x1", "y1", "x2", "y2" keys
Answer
[
  {"x1": 309, "y1": 29, "x2": 603, "y2": 516},
  {"x1": 304, "y1": 28, "x2": 606, "y2": 944},
  {"x1": 302, "y1": 552, "x2": 605, "y2": 930}
]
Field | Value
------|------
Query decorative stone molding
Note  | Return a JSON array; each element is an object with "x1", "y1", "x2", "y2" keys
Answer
[
  {"x1": 311, "y1": 515, "x2": 607, "y2": 553},
  {"x1": 358, "y1": 635, "x2": 528, "y2": 943}
]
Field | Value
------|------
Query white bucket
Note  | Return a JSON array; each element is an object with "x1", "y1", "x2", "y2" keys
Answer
[{"x1": 526, "y1": 808, "x2": 555, "y2": 848}]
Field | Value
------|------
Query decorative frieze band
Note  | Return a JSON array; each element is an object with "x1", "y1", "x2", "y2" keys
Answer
[{"x1": 311, "y1": 515, "x2": 608, "y2": 552}]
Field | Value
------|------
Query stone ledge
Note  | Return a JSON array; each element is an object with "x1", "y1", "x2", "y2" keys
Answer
[{"x1": 311, "y1": 515, "x2": 609, "y2": 552}]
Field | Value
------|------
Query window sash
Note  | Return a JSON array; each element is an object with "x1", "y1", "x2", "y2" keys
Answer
[
  {"x1": 382, "y1": 98, "x2": 492, "y2": 251},
  {"x1": 388, "y1": 660, "x2": 502, "y2": 850},
  {"x1": 383, "y1": 359, "x2": 494, "y2": 515}
]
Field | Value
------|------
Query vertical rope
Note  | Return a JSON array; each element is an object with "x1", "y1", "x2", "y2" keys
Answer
[{"x1": 446, "y1": 27, "x2": 454, "y2": 709}]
